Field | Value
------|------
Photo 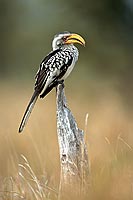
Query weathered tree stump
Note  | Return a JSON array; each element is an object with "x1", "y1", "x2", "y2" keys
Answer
[{"x1": 56, "y1": 83, "x2": 89, "y2": 200}]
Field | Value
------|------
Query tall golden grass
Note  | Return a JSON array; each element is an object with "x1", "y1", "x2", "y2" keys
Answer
[{"x1": 0, "y1": 82, "x2": 133, "y2": 199}]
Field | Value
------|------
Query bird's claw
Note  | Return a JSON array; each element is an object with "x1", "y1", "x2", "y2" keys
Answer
[{"x1": 57, "y1": 80, "x2": 65, "y2": 88}]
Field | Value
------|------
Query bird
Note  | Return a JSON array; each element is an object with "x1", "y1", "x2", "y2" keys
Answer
[{"x1": 18, "y1": 31, "x2": 85, "y2": 133}]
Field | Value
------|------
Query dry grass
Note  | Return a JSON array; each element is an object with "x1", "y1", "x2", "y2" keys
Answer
[{"x1": 0, "y1": 82, "x2": 133, "y2": 199}]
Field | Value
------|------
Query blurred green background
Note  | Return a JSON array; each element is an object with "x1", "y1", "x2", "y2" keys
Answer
[
  {"x1": 0, "y1": 0, "x2": 133, "y2": 199},
  {"x1": 0, "y1": 0, "x2": 133, "y2": 109}
]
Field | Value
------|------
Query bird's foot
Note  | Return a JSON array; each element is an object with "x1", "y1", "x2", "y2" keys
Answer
[{"x1": 57, "y1": 80, "x2": 65, "y2": 88}]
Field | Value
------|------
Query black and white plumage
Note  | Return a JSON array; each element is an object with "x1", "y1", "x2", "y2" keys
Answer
[{"x1": 18, "y1": 31, "x2": 85, "y2": 133}]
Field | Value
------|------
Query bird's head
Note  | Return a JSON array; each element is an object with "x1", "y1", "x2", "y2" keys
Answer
[{"x1": 52, "y1": 31, "x2": 85, "y2": 50}]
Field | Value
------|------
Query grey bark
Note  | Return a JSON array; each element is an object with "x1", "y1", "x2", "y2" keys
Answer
[{"x1": 56, "y1": 83, "x2": 89, "y2": 200}]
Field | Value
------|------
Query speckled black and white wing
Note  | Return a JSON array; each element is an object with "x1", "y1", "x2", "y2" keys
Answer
[{"x1": 35, "y1": 47, "x2": 77, "y2": 98}]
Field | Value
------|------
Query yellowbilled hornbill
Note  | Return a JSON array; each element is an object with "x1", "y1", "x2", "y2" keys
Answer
[{"x1": 19, "y1": 31, "x2": 85, "y2": 133}]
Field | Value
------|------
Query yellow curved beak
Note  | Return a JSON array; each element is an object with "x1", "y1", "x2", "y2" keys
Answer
[{"x1": 65, "y1": 33, "x2": 85, "y2": 46}]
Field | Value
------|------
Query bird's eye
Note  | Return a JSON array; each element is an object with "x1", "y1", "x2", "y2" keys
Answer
[{"x1": 63, "y1": 36, "x2": 67, "y2": 41}]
